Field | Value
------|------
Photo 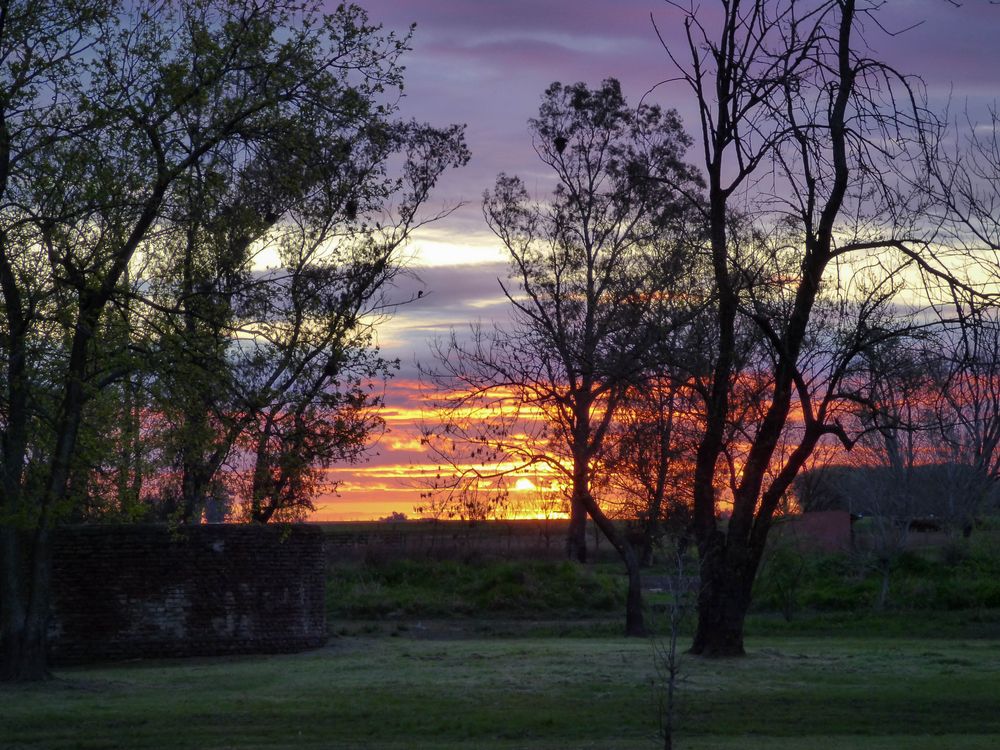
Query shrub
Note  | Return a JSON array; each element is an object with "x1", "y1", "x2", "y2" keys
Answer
[{"x1": 327, "y1": 559, "x2": 625, "y2": 620}]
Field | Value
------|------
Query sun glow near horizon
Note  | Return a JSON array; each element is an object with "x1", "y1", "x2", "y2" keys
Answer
[{"x1": 308, "y1": 218, "x2": 1000, "y2": 523}]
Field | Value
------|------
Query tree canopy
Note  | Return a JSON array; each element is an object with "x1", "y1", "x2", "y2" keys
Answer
[{"x1": 0, "y1": 0, "x2": 467, "y2": 681}]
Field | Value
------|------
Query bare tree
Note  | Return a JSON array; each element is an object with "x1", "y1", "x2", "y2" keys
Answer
[
  {"x1": 842, "y1": 335, "x2": 931, "y2": 610},
  {"x1": 424, "y1": 79, "x2": 702, "y2": 635},
  {"x1": 599, "y1": 364, "x2": 698, "y2": 567},
  {"x1": 654, "y1": 0, "x2": 976, "y2": 655},
  {"x1": 920, "y1": 306, "x2": 1000, "y2": 535},
  {"x1": 652, "y1": 537, "x2": 695, "y2": 750}
]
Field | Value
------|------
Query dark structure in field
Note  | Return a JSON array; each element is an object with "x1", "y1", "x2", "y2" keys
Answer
[
  {"x1": 771, "y1": 511, "x2": 853, "y2": 552},
  {"x1": 794, "y1": 463, "x2": 999, "y2": 520},
  {"x1": 48, "y1": 524, "x2": 326, "y2": 664}
]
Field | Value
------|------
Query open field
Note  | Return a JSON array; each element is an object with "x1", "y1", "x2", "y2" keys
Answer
[
  {"x1": 7, "y1": 533, "x2": 1000, "y2": 748},
  {"x1": 3, "y1": 632, "x2": 1000, "y2": 749}
]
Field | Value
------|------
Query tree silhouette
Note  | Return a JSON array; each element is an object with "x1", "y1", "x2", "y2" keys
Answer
[
  {"x1": 0, "y1": 0, "x2": 466, "y2": 681},
  {"x1": 655, "y1": 0, "x2": 987, "y2": 655},
  {"x1": 424, "y1": 79, "x2": 702, "y2": 635}
]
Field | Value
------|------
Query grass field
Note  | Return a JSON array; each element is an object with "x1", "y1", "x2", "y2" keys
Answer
[
  {"x1": 6, "y1": 540, "x2": 1000, "y2": 748},
  {"x1": 3, "y1": 631, "x2": 1000, "y2": 749}
]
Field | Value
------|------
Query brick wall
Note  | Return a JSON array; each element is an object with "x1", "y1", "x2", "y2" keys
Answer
[{"x1": 48, "y1": 524, "x2": 326, "y2": 664}]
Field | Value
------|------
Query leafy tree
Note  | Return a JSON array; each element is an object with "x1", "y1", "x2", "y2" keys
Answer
[
  {"x1": 0, "y1": 0, "x2": 121, "y2": 684},
  {"x1": 0, "y1": 0, "x2": 465, "y2": 681},
  {"x1": 140, "y1": 118, "x2": 466, "y2": 524}
]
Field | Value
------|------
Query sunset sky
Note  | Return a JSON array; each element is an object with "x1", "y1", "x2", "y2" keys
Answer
[{"x1": 314, "y1": 0, "x2": 1000, "y2": 520}]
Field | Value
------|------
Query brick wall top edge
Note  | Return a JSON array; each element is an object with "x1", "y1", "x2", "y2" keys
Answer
[{"x1": 53, "y1": 523, "x2": 324, "y2": 539}]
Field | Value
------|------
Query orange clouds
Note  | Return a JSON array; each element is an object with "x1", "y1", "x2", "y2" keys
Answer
[{"x1": 310, "y1": 373, "x2": 572, "y2": 520}]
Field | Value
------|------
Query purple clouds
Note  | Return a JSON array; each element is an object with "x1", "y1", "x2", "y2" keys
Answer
[
  {"x1": 351, "y1": 0, "x2": 998, "y2": 237},
  {"x1": 316, "y1": 1, "x2": 1000, "y2": 519}
]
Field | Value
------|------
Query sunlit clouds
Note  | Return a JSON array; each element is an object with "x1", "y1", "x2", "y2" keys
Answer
[{"x1": 308, "y1": 0, "x2": 1000, "y2": 520}]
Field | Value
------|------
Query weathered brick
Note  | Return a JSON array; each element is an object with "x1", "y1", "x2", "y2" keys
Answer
[{"x1": 48, "y1": 524, "x2": 326, "y2": 664}]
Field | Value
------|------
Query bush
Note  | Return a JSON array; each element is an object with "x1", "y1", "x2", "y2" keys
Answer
[
  {"x1": 751, "y1": 540, "x2": 1000, "y2": 616},
  {"x1": 800, "y1": 578, "x2": 875, "y2": 611},
  {"x1": 327, "y1": 559, "x2": 625, "y2": 620}
]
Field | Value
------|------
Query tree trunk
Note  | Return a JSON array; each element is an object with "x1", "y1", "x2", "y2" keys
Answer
[
  {"x1": 623, "y1": 546, "x2": 646, "y2": 637},
  {"x1": 566, "y1": 492, "x2": 588, "y2": 563},
  {"x1": 1, "y1": 306, "x2": 99, "y2": 681},
  {"x1": 178, "y1": 215, "x2": 213, "y2": 525},
  {"x1": 250, "y1": 414, "x2": 277, "y2": 523},
  {"x1": 0, "y1": 613, "x2": 49, "y2": 682},
  {"x1": 639, "y1": 531, "x2": 656, "y2": 569},
  {"x1": 689, "y1": 531, "x2": 750, "y2": 657},
  {"x1": 180, "y1": 461, "x2": 207, "y2": 523},
  {"x1": 0, "y1": 220, "x2": 48, "y2": 681},
  {"x1": 252, "y1": 498, "x2": 277, "y2": 525},
  {"x1": 2, "y1": 309, "x2": 99, "y2": 680},
  {"x1": 579, "y1": 492, "x2": 646, "y2": 637},
  {"x1": 641, "y1": 381, "x2": 676, "y2": 568},
  {"x1": 875, "y1": 558, "x2": 891, "y2": 611},
  {"x1": 0, "y1": 527, "x2": 52, "y2": 682}
]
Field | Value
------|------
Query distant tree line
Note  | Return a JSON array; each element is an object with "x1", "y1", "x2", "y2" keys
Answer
[{"x1": 796, "y1": 465, "x2": 1000, "y2": 524}]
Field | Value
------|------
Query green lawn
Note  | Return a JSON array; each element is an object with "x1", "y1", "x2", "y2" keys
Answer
[
  {"x1": 4, "y1": 633, "x2": 1000, "y2": 749},
  {"x1": 8, "y1": 544, "x2": 1000, "y2": 749}
]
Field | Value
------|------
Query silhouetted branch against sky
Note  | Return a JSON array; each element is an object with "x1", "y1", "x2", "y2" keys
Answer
[
  {"x1": 357, "y1": 0, "x2": 999, "y2": 243},
  {"x1": 329, "y1": 0, "x2": 1000, "y2": 520}
]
